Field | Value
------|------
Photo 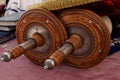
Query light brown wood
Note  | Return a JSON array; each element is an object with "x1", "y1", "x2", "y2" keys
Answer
[
  {"x1": 66, "y1": 35, "x2": 82, "y2": 50},
  {"x1": 9, "y1": 46, "x2": 25, "y2": 59},
  {"x1": 16, "y1": 9, "x2": 67, "y2": 65},
  {"x1": 49, "y1": 34, "x2": 82, "y2": 66},
  {"x1": 50, "y1": 50, "x2": 65, "y2": 65},
  {"x1": 59, "y1": 9, "x2": 111, "y2": 68}
]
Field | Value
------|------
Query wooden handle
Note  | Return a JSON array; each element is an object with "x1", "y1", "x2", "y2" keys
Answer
[
  {"x1": 50, "y1": 50, "x2": 65, "y2": 65},
  {"x1": 9, "y1": 46, "x2": 25, "y2": 59},
  {"x1": 66, "y1": 34, "x2": 82, "y2": 50},
  {"x1": 31, "y1": 33, "x2": 44, "y2": 46},
  {"x1": 9, "y1": 33, "x2": 44, "y2": 59},
  {"x1": 49, "y1": 34, "x2": 82, "y2": 65}
]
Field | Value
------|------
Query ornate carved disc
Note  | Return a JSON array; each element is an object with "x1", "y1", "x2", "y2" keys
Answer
[
  {"x1": 16, "y1": 9, "x2": 67, "y2": 65},
  {"x1": 59, "y1": 9, "x2": 111, "y2": 68}
]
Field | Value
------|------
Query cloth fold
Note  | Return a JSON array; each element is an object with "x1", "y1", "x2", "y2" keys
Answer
[
  {"x1": 101, "y1": 0, "x2": 120, "y2": 15},
  {"x1": 82, "y1": 0, "x2": 120, "y2": 15},
  {"x1": 5, "y1": 0, "x2": 43, "y2": 16},
  {"x1": 4, "y1": 0, "x2": 120, "y2": 16}
]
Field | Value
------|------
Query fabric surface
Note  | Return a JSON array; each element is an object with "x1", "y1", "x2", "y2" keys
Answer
[
  {"x1": 80, "y1": 0, "x2": 120, "y2": 15},
  {"x1": 0, "y1": 39, "x2": 120, "y2": 80},
  {"x1": 5, "y1": 0, "x2": 43, "y2": 16},
  {"x1": 103, "y1": 0, "x2": 120, "y2": 15},
  {"x1": 109, "y1": 15, "x2": 120, "y2": 55},
  {"x1": 4, "y1": 0, "x2": 120, "y2": 16},
  {"x1": 0, "y1": 0, "x2": 5, "y2": 15}
]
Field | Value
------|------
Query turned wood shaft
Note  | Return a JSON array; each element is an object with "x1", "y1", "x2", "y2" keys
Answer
[
  {"x1": 9, "y1": 39, "x2": 35, "y2": 59},
  {"x1": 50, "y1": 34, "x2": 82, "y2": 65},
  {"x1": 9, "y1": 33, "x2": 44, "y2": 59}
]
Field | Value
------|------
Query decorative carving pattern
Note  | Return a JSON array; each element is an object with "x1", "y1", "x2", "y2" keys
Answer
[
  {"x1": 59, "y1": 9, "x2": 111, "y2": 68},
  {"x1": 16, "y1": 9, "x2": 67, "y2": 65}
]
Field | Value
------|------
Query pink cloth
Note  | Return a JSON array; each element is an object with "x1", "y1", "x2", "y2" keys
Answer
[{"x1": 0, "y1": 39, "x2": 120, "y2": 80}]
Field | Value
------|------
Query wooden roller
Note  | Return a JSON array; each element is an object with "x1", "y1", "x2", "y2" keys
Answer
[
  {"x1": 44, "y1": 9, "x2": 111, "y2": 69},
  {"x1": 0, "y1": 9, "x2": 67, "y2": 65}
]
